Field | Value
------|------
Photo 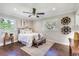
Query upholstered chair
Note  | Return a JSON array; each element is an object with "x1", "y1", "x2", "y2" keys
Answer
[{"x1": 74, "y1": 32, "x2": 79, "y2": 48}]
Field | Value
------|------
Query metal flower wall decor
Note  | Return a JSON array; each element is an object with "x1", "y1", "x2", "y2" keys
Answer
[
  {"x1": 61, "y1": 26, "x2": 71, "y2": 35},
  {"x1": 61, "y1": 17, "x2": 71, "y2": 25},
  {"x1": 46, "y1": 23, "x2": 53, "y2": 30},
  {"x1": 46, "y1": 22, "x2": 56, "y2": 30}
]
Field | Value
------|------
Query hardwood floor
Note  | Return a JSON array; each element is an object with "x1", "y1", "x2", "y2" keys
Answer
[
  {"x1": 0, "y1": 42, "x2": 69, "y2": 56},
  {"x1": 45, "y1": 43, "x2": 69, "y2": 56},
  {"x1": 0, "y1": 42, "x2": 30, "y2": 56}
]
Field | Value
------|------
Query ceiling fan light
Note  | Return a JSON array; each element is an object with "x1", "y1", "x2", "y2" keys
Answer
[
  {"x1": 28, "y1": 15, "x2": 31, "y2": 17},
  {"x1": 37, "y1": 15, "x2": 39, "y2": 18},
  {"x1": 52, "y1": 8, "x2": 56, "y2": 11},
  {"x1": 14, "y1": 8, "x2": 17, "y2": 11}
]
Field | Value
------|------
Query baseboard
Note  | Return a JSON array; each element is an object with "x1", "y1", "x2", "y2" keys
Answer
[
  {"x1": 47, "y1": 39, "x2": 69, "y2": 46},
  {"x1": 53, "y1": 40, "x2": 69, "y2": 46},
  {"x1": 0, "y1": 40, "x2": 18, "y2": 46}
]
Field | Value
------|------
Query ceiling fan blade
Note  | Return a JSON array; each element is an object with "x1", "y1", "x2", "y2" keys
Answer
[
  {"x1": 37, "y1": 13, "x2": 45, "y2": 15},
  {"x1": 23, "y1": 11, "x2": 32, "y2": 14},
  {"x1": 32, "y1": 8, "x2": 36, "y2": 15}
]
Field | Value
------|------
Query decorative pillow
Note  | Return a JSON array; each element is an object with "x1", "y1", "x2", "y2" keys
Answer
[{"x1": 34, "y1": 33, "x2": 39, "y2": 40}]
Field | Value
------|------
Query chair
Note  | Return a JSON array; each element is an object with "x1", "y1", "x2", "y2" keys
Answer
[
  {"x1": 3, "y1": 33, "x2": 14, "y2": 46},
  {"x1": 68, "y1": 32, "x2": 79, "y2": 56},
  {"x1": 74, "y1": 32, "x2": 79, "y2": 48}
]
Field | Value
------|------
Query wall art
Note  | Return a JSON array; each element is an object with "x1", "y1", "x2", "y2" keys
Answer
[
  {"x1": 61, "y1": 16, "x2": 71, "y2": 25},
  {"x1": 45, "y1": 21, "x2": 56, "y2": 31},
  {"x1": 61, "y1": 26, "x2": 71, "y2": 35}
]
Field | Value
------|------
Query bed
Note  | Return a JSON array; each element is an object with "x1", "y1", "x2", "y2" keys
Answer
[{"x1": 18, "y1": 29, "x2": 38, "y2": 47}]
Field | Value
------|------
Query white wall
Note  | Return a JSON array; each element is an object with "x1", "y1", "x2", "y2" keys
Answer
[
  {"x1": 16, "y1": 19, "x2": 33, "y2": 29},
  {"x1": 75, "y1": 14, "x2": 79, "y2": 30},
  {"x1": 33, "y1": 12, "x2": 75, "y2": 45},
  {"x1": 0, "y1": 15, "x2": 33, "y2": 46},
  {"x1": 0, "y1": 12, "x2": 76, "y2": 46}
]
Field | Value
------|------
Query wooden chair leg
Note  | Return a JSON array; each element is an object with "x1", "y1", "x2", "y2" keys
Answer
[
  {"x1": 36, "y1": 43, "x2": 38, "y2": 48},
  {"x1": 69, "y1": 46, "x2": 72, "y2": 56},
  {"x1": 3, "y1": 39, "x2": 6, "y2": 46},
  {"x1": 11, "y1": 39, "x2": 14, "y2": 44},
  {"x1": 68, "y1": 38, "x2": 72, "y2": 56}
]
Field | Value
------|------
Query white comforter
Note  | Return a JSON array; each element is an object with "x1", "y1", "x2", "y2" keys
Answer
[{"x1": 18, "y1": 33, "x2": 38, "y2": 47}]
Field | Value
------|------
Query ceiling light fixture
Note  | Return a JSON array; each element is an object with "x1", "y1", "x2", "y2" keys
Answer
[
  {"x1": 52, "y1": 8, "x2": 56, "y2": 11},
  {"x1": 14, "y1": 8, "x2": 17, "y2": 11}
]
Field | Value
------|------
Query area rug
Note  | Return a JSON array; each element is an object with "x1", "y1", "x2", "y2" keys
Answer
[{"x1": 20, "y1": 40, "x2": 55, "y2": 56}]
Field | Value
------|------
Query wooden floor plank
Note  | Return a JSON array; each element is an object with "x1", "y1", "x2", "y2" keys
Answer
[{"x1": 0, "y1": 42, "x2": 69, "y2": 56}]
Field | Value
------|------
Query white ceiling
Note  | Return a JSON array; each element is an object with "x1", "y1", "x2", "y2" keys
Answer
[{"x1": 0, "y1": 3, "x2": 79, "y2": 20}]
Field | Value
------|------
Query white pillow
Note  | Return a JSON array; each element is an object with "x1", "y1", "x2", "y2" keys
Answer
[
  {"x1": 39, "y1": 33, "x2": 43, "y2": 38},
  {"x1": 33, "y1": 33, "x2": 39, "y2": 40}
]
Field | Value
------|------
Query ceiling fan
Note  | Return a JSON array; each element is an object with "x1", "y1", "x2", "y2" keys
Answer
[{"x1": 23, "y1": 8, "x2": 45, "y2": 18}]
